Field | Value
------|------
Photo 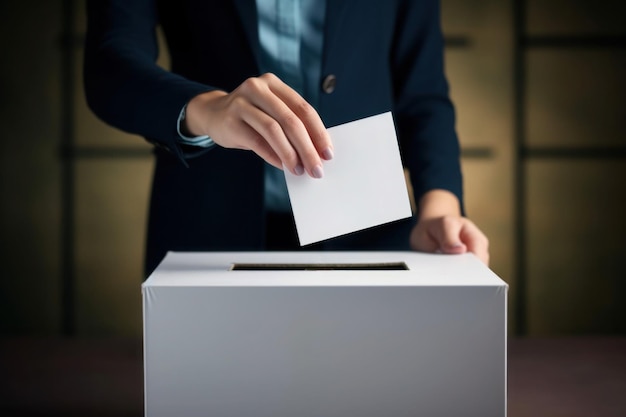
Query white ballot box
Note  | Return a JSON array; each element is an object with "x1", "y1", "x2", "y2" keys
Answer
[{"x1": 143, "y1": 251, "x2": 507, "y2": 417}]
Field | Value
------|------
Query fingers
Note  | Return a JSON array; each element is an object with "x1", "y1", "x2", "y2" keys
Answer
[
  {"x1": 237, "y1": 99, "x2": 305, "y2": 174},
  {"x1": 238, "y1": 73, "x2": 332, "y2": 177},
  {"x1": 234, "y1": 120, "x2": 283, "y2": 170},
  {"x1": 410, "y1": 216, "x2": 490, "y2": 265},
  {"x1": 460, "y1": 220, "x2": 490, "y2": 265},
  {"x1": 410, "y1": 216, "x2": 466, "y2": 254},
  {"x1": 431, "y1": 216, "x2": 467, "y2": 255},
  {"x1": 263, "y1": 73, "x2": 333, "y2": 158}
]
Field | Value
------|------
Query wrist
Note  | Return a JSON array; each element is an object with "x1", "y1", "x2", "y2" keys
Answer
[
  {"x1": 417, "y1": 189, "x2": 462, "y2": 221},
  {"x1": 184, "y1": 90, "x2": 227, "y2": 137}
]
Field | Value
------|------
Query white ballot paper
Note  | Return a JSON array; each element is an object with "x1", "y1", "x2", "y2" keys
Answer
[{"x1": 285, "y1": 112, "x2": 413, "y2": 246}]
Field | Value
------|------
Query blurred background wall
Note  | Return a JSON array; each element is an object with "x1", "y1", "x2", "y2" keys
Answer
[{"x1": 0, "y1": 0, "x2": 624, "y2": 338}]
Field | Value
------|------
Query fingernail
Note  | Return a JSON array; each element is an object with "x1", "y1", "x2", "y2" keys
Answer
[
  {"x1": 294, "y1": 164, "x2": 305, "y2": 176},
  {"x1": 321, "y1": 147, "x2": 334, "y2": 161},
  {"x1": 445, "y1": 243, "x2": 466, "y2": 254},
  {"x1": 311, "y1": 164, "x2": 324, "y2": 179}
]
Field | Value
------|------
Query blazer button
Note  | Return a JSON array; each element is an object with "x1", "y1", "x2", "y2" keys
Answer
[{"x1": 321, "y1": 74, "x2": 337, "y2": 94}]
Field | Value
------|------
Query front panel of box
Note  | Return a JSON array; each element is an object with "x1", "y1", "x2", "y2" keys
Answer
[{"x1": 144, "y1": 285, "x2": 505, "y2": 417}]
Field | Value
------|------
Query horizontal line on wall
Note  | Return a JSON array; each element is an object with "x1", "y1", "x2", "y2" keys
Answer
[
  {"x1": 461, "y1": 147, "x2": 494, "y2": 159},
  {"x1": 59, "y1": 146, "x2": 153, "y2": 159},
  {"x1": 522, "y1": 146, "x2": 626, "y2": 159},
  {"x1": 522, "y1": 35, "x2": 626, "y2": 49},
  {"x1": 444, "y1": 36, "x2": 473, "y2": 48}
]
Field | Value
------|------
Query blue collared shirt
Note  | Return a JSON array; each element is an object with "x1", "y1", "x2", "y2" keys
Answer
[{"x1": 178, "y1": 0, "x2": 326, "y2": 212}]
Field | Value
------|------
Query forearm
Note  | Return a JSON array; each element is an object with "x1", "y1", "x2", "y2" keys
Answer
[
  {"x1": 391, "y1": 0, "x2": 464, "y2": 211},
  {"x1": 83, "y1": 0, "x2": 214, "y2": 147}
]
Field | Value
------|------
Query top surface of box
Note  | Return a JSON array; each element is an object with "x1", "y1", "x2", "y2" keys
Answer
[{"x1": 144, "y1": 251, "x2": 506, "y2": 288}]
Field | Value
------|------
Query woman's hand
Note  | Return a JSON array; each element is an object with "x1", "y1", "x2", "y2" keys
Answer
[
  {"x1": 410, "y1": 190, "x2": 490, "y2": 265},
  {"x1": 183, "y1": 73, "x2": 333, "y2": 178}
]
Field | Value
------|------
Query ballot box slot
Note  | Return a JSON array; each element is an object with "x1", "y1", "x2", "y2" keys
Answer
[{"x1": 229, "y1": 262, "x2": 409, "y2": 271}]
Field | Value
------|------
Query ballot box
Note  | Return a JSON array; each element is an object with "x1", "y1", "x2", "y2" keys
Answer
[{"x1": 143, "y1": 251, "x2": 507, "y2": 417}]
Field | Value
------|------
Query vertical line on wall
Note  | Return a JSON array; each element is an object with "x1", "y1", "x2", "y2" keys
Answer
[
  {"x1": 512, "y1": 0, "x2": 527, "y2": 336},
  {"x1": 60, "y1": 0, "x2": 76, "y2": 337}
]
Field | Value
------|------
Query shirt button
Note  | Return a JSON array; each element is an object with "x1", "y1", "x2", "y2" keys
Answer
[{"x1": 321, "y1": 74, "x2": 337, "y2": 94}]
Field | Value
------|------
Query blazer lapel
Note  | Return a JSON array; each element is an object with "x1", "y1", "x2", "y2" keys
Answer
[
  {"x1": 321, "y1": 0, "x2": 350, "y2": 70},
  {"x1": 233, "y1": 0, "x2": 261, "y2": 70}
]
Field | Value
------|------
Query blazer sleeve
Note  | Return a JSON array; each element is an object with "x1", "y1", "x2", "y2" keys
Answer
[
  {"x1": 83, "y1": 0, "x2": 214, "y2": 161},
  {"x1": 390, "y1": 0, "x2": 464, "y2": 212}
]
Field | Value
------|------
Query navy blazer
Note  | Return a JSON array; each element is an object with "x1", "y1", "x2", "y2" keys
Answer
[{"x1": 84, "y1": 0, "x2": 463, "y2": 275}]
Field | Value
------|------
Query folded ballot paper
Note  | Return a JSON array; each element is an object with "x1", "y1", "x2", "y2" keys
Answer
[{"x1": 285, "y1": 112, "x2": 413, "y2": 245}]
